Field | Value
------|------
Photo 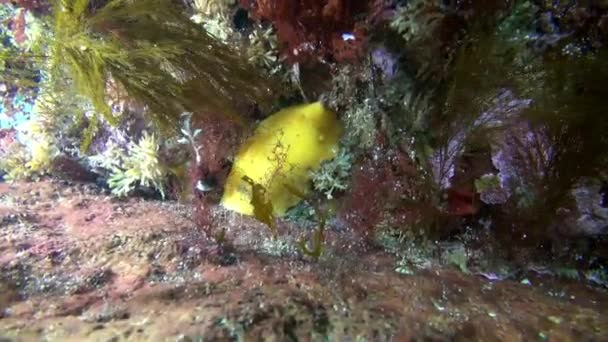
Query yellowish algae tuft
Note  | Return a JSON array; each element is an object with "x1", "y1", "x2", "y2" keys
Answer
[{"x1": 221, "y1": 102, "x2": 343, "y2": 216}]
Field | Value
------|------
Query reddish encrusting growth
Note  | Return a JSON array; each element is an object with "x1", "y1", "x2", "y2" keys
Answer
[
  {"x1": 339, "y1": 138, "x2": 429, "y2": 239},
  {"x1": 240, "y1": 0, "x2": 381, "y2": 65}
]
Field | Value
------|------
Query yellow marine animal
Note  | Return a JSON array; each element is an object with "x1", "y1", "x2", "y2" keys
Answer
[{"x1": 221, "y1": 102, "x2": 343, "y2": 216}]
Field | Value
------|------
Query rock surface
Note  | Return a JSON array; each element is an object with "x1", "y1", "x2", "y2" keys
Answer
[{"x1": 0, "y1": 180, "x2": 606, "y2": 340}]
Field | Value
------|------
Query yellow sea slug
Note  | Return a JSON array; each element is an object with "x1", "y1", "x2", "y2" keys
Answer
[{"x1": 220, "y1": 102, "x2": 343, "y2": 216}]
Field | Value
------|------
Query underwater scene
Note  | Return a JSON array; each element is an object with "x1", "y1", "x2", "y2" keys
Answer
[{"x1": 1, "y1": 0, "x2": 608, "y2": 340}]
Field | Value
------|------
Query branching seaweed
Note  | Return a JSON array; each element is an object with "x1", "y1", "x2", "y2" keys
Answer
[
  {"x1": 285, "y1": 183, "x2": 326, "y2": 261},
  {"x1": 242, "y1": 175, "x2": 276, "y2": 238},
  {"x1": 51, "y1": 0, "x2": 278, "y2": 152}
]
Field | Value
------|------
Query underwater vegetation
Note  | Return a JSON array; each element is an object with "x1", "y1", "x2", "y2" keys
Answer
[
  {"x1": 51, "y1": 0, "x2": 279, "y2": 151},
  {"x1": 311, "y1": 148, "x2": 352, "y2": 200},
  {"x1": 0, "y1": 3, "x2": 47, "y2": 89},
  {"x1": 104, "y1": 132, "x2": 167, "y2": 198},
  {"x1": 240, "y1": 0, "x2": 375, "y2": 65},
  {"x1": 411, "y1": 0, "x2": 608, "y2": 246},
  {"x1": 0, "y1": 114, "x2": 59, "y2": 182},
  {"x1": 0, "y1": 0, "x2": 607, "y2": 273},
  {"x1": 285, "y1": 183, "x2": 327, "y2": 260},
  {"x1": 310, "y1": 0, "x2": 608, "y2": 257},
  {"x1": 242, "y1": 175, "x2": 277, "y2": 237},
  {"x1": 489, "y1": 51, "x2": 608, "y2": 243}
]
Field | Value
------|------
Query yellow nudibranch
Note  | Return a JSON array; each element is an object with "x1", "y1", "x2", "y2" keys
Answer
[{"x1": 220, "y1": 102, "x2": 343, "y2": 216}]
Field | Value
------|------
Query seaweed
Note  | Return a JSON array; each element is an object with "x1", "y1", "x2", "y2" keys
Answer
[
  {"x1": 490, "y1": 50, "x2": 608, "y2": 241},
  {"x1": 310, "y1": 148, "x2": 353, "y2": 199},
  {"x1": 417, "y1": 0, "x2": 608, "y2": 243},
  {"x1": 242, "y1": 0, "x2": 370, "y2": 65},
  {"x1": 242, "y1": 175, "x2": 277, "y2": 238},
  {"x1": 298, "y1": 215, "x2": 326, "y2": 261},
  {"x1": 285, "y1": 183, "x2": 326, "y2": 261},
  {"x1": 105, "y1": 131, "x2": 168, "y2": 198},
  {"x1": 50, "y1": 0, "x2": 279, "y2": 152},
  {"x1": 0, "y1": 117, "x2": 59, "y2": 182},
  {"x1": 0, "y1": 3, "x2": 48, "y2": 90}
]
